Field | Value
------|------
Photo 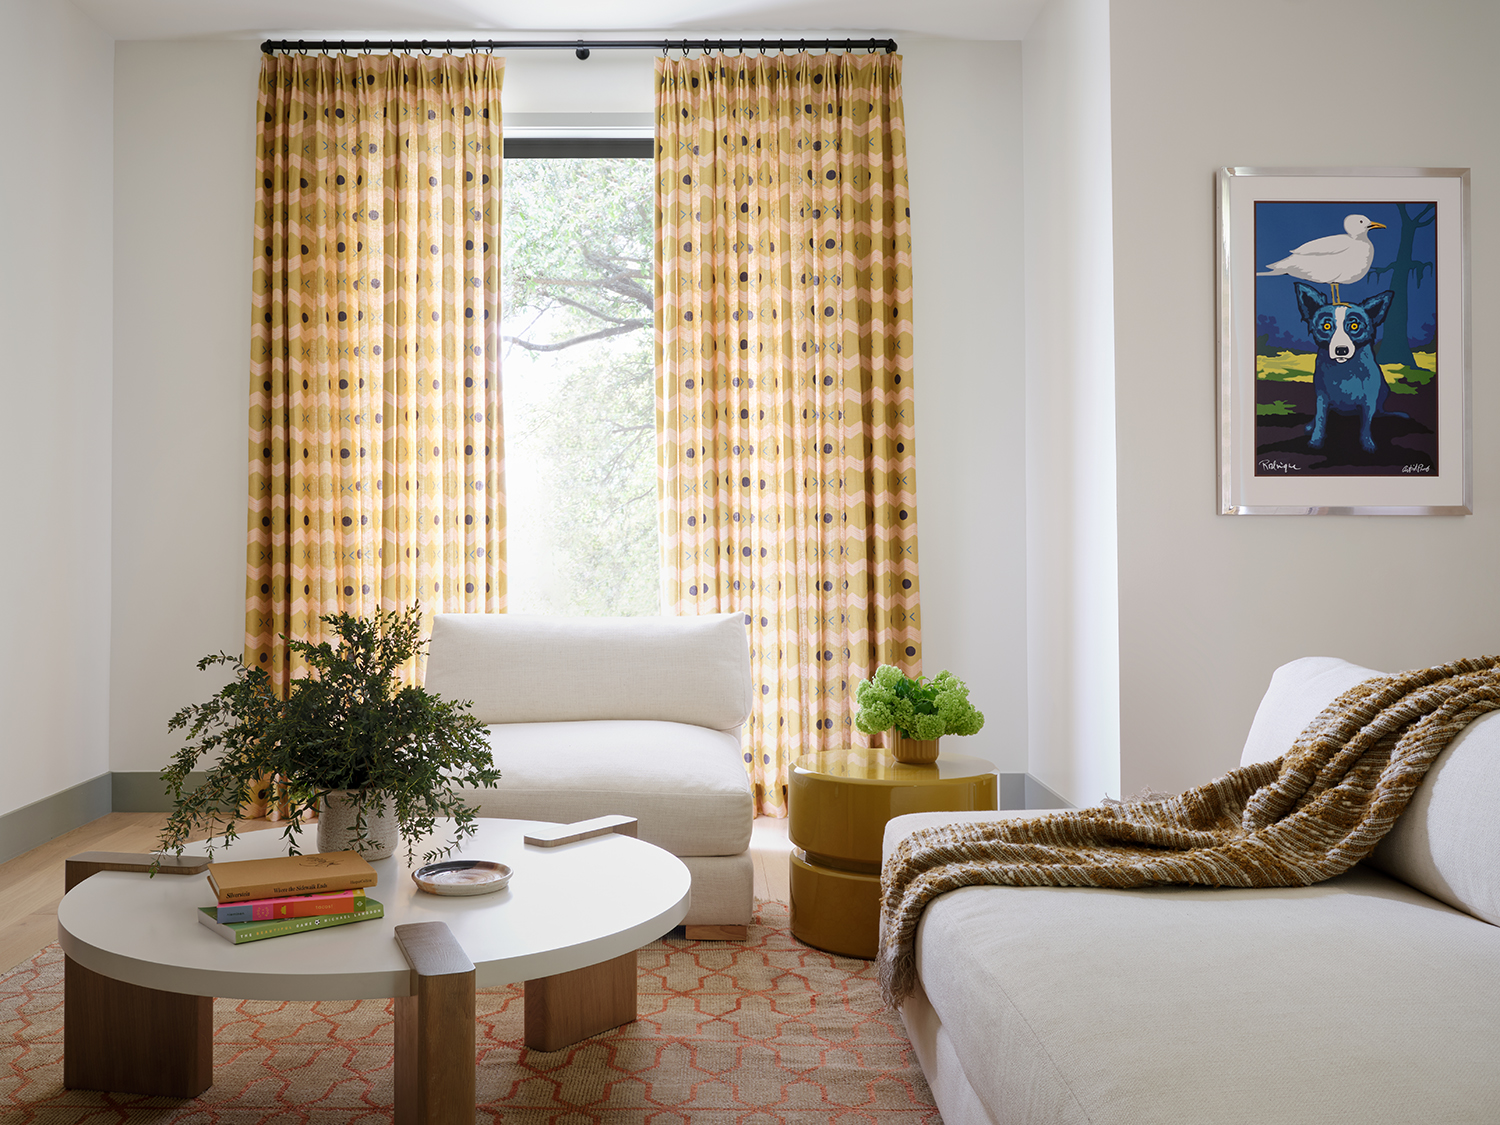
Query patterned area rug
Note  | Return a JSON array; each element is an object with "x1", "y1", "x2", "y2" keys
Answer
[{"x1": 1, "y1": 901, "x2": 939, "y2": 1124}]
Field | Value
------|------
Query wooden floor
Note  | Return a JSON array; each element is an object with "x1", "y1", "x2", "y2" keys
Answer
[
  {"x1": 0, "y1": 813, "x2": 795, "y2": 978},
  {"x1": 751, "y1": 813, "x2": 792, "y2": 903}
]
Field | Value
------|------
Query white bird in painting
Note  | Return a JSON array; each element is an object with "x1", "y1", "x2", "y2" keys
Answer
[{"x1": 1257, "y1": 213, "x2": 1386, "y2": 304}]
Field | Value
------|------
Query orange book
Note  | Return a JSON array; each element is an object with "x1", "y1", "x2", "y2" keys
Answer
[
  {"x1": 214, "y1": 888, "x2": 367, "y2": 923},
  {"x1": 206, "y1": 850, "x2": 377, "y2": 904}
]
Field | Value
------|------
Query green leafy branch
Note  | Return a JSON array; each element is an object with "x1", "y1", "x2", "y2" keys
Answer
[{"x1": 158, "y1": 604, "x2": 500, "y2": 865}]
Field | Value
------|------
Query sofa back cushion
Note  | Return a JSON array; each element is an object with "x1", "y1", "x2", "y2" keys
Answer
[
  {"x1": 423, "y1": 612, "x2": 753, "y2": 733},
  {"x1": 1241, "y1": 655, "x2": 1500, "y2": 927},
  {"x1": 1238, "y1": 656, "x2": 1383, "y2": 770}
]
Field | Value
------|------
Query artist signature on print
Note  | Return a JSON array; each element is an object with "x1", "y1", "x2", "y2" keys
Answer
[
  {"x1": 1401, "y1": 464, "x2": 1432, "y2": 474},
  {"x1": 1258, "y1": 458, "x2": 1301, "y2": 473}
]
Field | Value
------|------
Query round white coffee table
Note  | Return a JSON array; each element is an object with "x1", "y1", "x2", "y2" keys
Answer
[{"x1": 58, "y1": 817, "x2": 691, "y2": 1117}]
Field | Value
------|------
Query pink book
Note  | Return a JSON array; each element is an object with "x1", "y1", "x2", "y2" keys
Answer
[{"x1": 213, "y1": 887, "x2": 367, "y2": 924}]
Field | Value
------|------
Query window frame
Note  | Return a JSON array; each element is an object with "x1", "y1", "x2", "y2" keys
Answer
[{"x1": 503, "y1": 138, "x2": 653, "y2": 159}]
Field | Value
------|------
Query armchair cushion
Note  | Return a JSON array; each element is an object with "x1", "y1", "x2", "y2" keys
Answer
[
  {"x1": 425, "y1": 612, "x2": 752, "y2": 733},
  {"x1": 454, "y1": 719, "x2": 754, "y2": 858}
]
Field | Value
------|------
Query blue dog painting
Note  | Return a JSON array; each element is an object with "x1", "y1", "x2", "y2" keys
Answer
[
  {"x1": 1294, "y1": 281, "x2": 1403, "y2": 454},
  {"x1": 1253, "y1": 200, "x2": 1438, "y2": 477}
]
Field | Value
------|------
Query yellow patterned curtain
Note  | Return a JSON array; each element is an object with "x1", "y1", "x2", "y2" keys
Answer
[
  {"x1": 247, "y1": 52, "x2": 506, "y2": 700},
  {"x1": 656, "y1": 52, "x2": 921, "y2": 816}
]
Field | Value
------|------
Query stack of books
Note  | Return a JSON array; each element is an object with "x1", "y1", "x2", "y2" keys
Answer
[{"x1": 198, "y1": 850, "x2": 384, "y2": 944}]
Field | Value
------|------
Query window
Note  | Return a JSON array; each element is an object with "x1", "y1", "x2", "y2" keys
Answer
[{"x1": 500, "y1": 139, "x2": 657, "y2": 615}]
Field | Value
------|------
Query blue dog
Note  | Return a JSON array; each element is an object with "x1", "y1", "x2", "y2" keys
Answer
[{"x1": 1293, "y1": 281, "x2": 1403, "y2": 453}]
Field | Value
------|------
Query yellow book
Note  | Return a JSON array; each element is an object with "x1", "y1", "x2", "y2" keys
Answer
[{"x1": 206, "y1": 850, "x2": 377, "y2": 904}]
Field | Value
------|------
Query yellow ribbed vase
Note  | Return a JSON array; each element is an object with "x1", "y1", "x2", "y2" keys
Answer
[{"x1": 887, "y1": 731, "x2": 940, "y2": 764}]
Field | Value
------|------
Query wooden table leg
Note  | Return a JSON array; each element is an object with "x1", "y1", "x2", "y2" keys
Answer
[
  {"x1": 524, "y1": 950, "x2": 637, "y2": 1052},
  {"x1": 64, "y1": 955, "x2": 213, "y2": 1098},
  {"x1": 62, "y1": 851, "x2": 215, "y2": 1098},
  {"x1": 394, "y1": 922, "x2": 475, "y2": 1125}
]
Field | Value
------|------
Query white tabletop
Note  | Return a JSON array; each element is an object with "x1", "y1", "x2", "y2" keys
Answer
[{"x1": 57, "y1": 818, "x2": 691, "y2": 1001}]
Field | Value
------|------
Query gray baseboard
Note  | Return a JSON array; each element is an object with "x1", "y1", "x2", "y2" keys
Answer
[
  {"x1": 112, "y1": 770, "x2": 206, "y2": 813},
  {"x1": 0, "y1": 768, "x2": 1071, "y2": 867},
  {"x1": 1000, "y1": 773, "x2": 1074, "y2": 811},
  {"x1": 0, "y1": 771, "x2": 209, "y2": 865},
  {"x1": 1024, "y1": 774, "x2": 1073, "y2": 810},
  {"x1": 999, "y1": 772, "x2": 1027, "y2": 809},
  {"x1": 0, "y1": 773, "x2": 112, "y2": 865}
]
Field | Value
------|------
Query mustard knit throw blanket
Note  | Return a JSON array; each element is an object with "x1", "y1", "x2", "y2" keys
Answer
[{"x1": 877, "y1": 656, "x2": 1500, "y2": 1008}]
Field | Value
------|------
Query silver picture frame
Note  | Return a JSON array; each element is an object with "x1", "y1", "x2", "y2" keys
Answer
[{"x1": 1217, "y1": 166, "x2": 1470, "y2": 515}]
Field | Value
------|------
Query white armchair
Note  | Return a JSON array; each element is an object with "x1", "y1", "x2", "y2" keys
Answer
[{"x1": 423, "y1": 612, "x2": 755, "y2": 936}]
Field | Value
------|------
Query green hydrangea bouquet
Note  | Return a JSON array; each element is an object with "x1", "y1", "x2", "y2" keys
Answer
[{"x1": 854, "y1": 665, "x2": 985, "y2": 741}]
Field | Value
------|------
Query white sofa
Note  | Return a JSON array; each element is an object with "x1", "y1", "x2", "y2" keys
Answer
[
  {"x1": 423, "y1": 612, "x2": 755, "y2": 932},
  {"x1": 882, "y1": 656, "x2": 1500, "y2": 1125}
]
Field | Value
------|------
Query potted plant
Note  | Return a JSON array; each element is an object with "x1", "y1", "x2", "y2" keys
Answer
[
  {"x1": 853, "y1": 665, "x2": 985, "y2": 764},
  {"x1": 159, "y1": 604, "x2": 500, "y2": 863}
]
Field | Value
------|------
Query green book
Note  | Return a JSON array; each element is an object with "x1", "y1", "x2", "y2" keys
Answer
[{"x1": 197, "y1": 897, "x2": 384, "y2": 944}]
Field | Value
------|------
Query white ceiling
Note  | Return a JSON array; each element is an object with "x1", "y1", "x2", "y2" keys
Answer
[{"x1": 71, "y1": 0, "x2": 1045, "y2": 42}]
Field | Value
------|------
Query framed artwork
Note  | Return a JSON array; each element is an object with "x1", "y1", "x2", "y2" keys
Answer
[{"x1": 1217, "y1": 167, "x2": 1470, "y2": 515}]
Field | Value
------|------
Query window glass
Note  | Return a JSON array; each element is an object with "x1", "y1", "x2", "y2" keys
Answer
[{"x1": 501, "y1": 144, "x2": 657, "y2": 615}]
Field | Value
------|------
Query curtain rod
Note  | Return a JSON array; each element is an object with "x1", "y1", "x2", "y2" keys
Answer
[{"x1": 260, "y1": 37, "x2": 898, "y2": 59}]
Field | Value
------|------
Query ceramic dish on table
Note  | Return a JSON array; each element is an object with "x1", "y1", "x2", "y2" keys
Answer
[{"x1": 412, "y1": 859, "x2": 512, "y2": 896}]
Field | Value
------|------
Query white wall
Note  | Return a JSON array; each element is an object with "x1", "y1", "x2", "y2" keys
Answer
[
  {"x1": 91, "y1": 9, "x2": 1500, "y2": 812},
  {"x1": 1110, "y1": 0, "x2": 1500, "y2": 795},
  {"x1": 903, "y1": 38, "x2": 1028, "y2": 773},
  {"x1": 1021, "y1": 0, "x2": 1119, "y2": 805},
  {"x1": 501, "y1": 49, "x2": 654, "y2": 115},
  {"x1": 110, "y1": 41, "x2": 261, "y2": 772},
  {"x1": 0, "y1": 0, "x2": 114, "y2": 816}
]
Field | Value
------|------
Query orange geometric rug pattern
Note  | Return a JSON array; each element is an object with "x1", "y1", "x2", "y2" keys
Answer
[{"x1": 1, "y1": 901, "x2": 940, "y2": 1124}]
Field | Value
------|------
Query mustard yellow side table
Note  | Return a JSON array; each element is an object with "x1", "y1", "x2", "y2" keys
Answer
[{"x1": 788, "y1": 747, "x2": 998, "y2": 959}]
